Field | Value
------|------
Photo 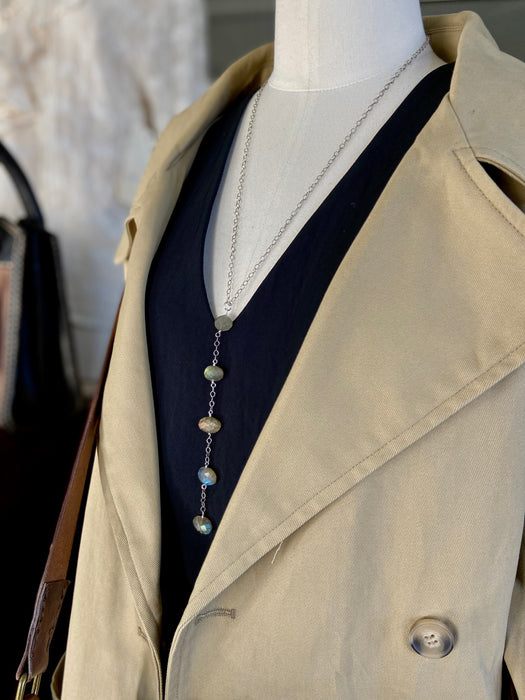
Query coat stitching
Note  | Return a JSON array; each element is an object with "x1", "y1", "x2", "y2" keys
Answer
[
  {"x1": 453, "y1": 149, "x2": 525, "y2": 238},
  {"x1": 195, "y1": 608, "x2": 237, "y2": 625}
]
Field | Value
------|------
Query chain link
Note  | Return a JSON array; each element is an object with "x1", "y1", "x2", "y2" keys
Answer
[
  {"x1": 200, "y1": 484, "x2": 208, "y2": 518},
  {"x1": 212, "y1": 331, "x2": 222, "y2": 364}
]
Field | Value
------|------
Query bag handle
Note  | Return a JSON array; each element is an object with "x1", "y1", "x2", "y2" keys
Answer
[
  {"x1": 14, "y1": 302, "x2": 120, "y2": 698},
  {"x1": 0, "y1": 141, "x2": 44, "y2": 226}
]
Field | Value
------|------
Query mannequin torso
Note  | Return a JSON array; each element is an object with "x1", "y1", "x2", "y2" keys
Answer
[{"x1": 204, "y1": 0, "x2": 445, "y2": 317}]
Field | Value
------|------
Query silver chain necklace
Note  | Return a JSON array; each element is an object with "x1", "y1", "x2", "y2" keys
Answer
[{"x1": 192, "y1": 36, "x2": 430, "y2": 535}]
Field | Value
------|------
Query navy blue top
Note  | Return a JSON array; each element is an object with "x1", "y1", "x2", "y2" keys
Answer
[{"x1": 145, "y1": 62, "x2": 454, "y2": 646}]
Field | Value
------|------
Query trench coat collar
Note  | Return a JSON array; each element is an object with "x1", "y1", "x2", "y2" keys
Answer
[{"x1": 102, "y1": 10, "x2": 525, "y2": 643}]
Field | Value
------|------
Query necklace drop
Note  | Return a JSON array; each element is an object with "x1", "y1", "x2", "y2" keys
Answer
[
  {"x1": 193, "y1": 515, "x2": 213, "y2": 535},
  {"x1": 198, "y1": 466, "x2": 217, "y2": 485},
  {"x1": 215, "y1": 315, "x2": 233, "y2": 331},
  {"x1": 204, "y1": 365, "x2": 224, "y2": 381},
  {"x1": 191, "y1": 37, "x2": 429, "y2": 534},
  {"x1": 198, "y1": 416, "x2": 222, "y2": 433}
]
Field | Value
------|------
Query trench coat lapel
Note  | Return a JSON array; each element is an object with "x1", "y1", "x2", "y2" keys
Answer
[
  {"x1": 96, "y1": 44, "x2": 274, "y2": 636},
  {"x1": 100, "y1": 11, "x2": 525, "y2": 639},
  {"x1": 97, "y1": 163, "x2": 194, "y2": 639},
  {"x1": 97, "y1": 44, "x2": 275, "y2": 640},
  {"x1": 177, "y1": 89, "x2": 525, "y2": 624}
]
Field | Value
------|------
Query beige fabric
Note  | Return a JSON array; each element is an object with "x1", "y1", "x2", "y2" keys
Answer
[{"x1": 58, "y1": 12, "x2": 525, "y2": 699}]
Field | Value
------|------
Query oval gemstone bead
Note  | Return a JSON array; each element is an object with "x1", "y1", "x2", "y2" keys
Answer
[
  {"x1": 204, "y1": 365, "x2": 224, "y2": 382},
  {"x1": 198, "y1": 416, "x2": 222, "y2": 433},
  {"x1": 214, "y1": 315, "x2": 233, "y2": 331},
  {"x1": 198, "y1": 466, "x2": 217, "y2": 486},
  {"x1": 193, "y1": 515, "x2": 213, "y2": 535}
]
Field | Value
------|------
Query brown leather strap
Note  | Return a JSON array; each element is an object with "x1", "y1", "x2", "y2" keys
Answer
[{"x1": 16, "y1": 303, "x2": 120, "y2": 683}]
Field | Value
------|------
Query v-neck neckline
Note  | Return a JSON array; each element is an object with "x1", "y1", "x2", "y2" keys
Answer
[
  {"x1": 149, "y1": 61, "x2": 455, "y2": 630},
  {"x1": 197, "y1": 63, "x2": 455, "y2": 331}
]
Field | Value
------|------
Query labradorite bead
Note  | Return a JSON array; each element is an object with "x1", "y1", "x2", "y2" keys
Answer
[
  {"x1": 198, "y1": 416, "x2": 222, "y2": 433},
  {"x1": 204, "y1": 365, "x2": 224, "y2": 381},
  {"x1": 214, "y1": 315, "x2": 233, "y2": 331},
  {"x1": 198, "y1": 466, "x2": 217, "y2": 485},
  {"x1": 193, "y1": 515, "x2": 212, "y2": 535}
]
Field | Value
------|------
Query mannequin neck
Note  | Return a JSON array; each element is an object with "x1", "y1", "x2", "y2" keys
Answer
[{"x1": 270, "y1": 0, "x2": 429, "y2": 91}]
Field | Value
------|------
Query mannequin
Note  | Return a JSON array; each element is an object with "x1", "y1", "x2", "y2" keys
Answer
[
  {"x1": 56, "y1": 4, "x2": 525, "y2": 697},
  {"x1": 204, "y1": 0, "x2": 445, "y2": 317}
]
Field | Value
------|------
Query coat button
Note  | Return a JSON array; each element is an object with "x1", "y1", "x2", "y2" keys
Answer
[{"x1": 409, "y1": 618, "x2": 456, "y2": 658}]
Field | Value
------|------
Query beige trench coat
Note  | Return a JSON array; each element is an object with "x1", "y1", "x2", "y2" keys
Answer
[{"x1": 55, "y1": 11, "x2": 525, "y2": 699}]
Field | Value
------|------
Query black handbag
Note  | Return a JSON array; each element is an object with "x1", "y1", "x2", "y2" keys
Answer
[{"x1": 0, "y1": 141, "x2": 79, "y2": 429}]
